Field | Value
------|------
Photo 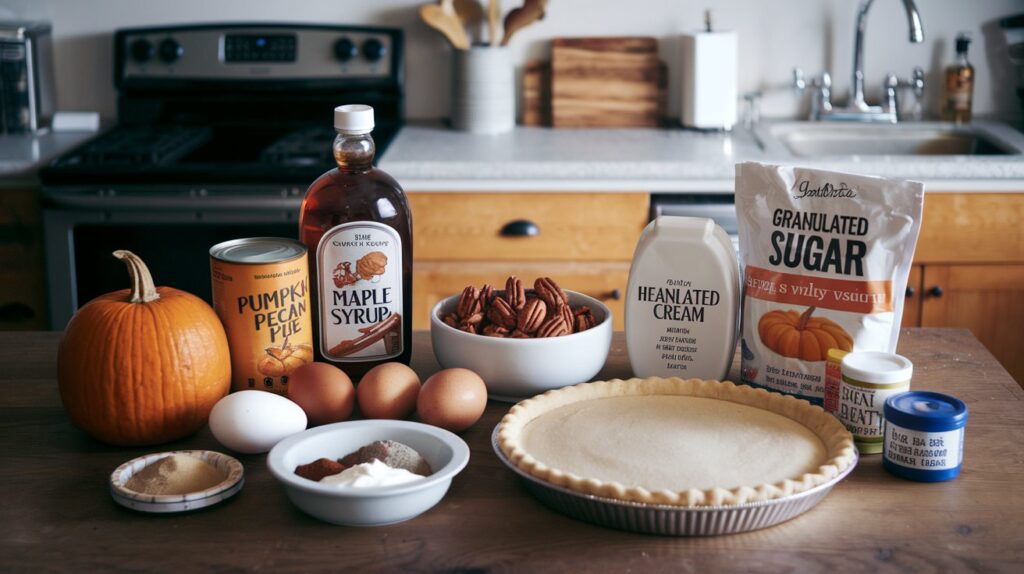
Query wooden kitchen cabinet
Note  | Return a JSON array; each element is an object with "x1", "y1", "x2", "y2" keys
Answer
[
  {"x1": 919, "y1": 264, "x2": 1024, "y2": 384},
  {"x1": 408, "y1": 192, "x2": 649, "y2": 330},
  {"x1": 901, "y1": 264, "x2": 923, "y2": 328},
  {"x1": 0, "y1": 186, "x2": 48, "y2": 330},
  {"x1": 909, "y1": 193, "x2": 1024, "y2": 384}
]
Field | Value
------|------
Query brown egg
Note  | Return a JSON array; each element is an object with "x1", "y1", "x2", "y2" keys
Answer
[
  {"x1": 357, "y1": 362, "x2": 421, "y2": 420},
  {"x1": 417, "y1": 368, "x2": 487, "y2": 432},
  {"x1": 287, "y1": 362, "x2": 354, "y2": 426}
]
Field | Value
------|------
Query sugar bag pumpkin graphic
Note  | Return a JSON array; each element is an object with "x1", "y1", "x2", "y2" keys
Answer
[{"x1": 757, "y1": 306, "x2": 853, "y2": 362}]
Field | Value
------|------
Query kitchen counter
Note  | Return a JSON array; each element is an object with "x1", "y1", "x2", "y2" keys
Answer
[
  {"x1": 0, "y1": 130, "x2": 97, "y2": 185},
  {"x1": 3, "y1": 329, "x2": 1022, "y2": 572},
  {"x1": 379, "y1": 121, "x2": 1024, "y2": 192}
]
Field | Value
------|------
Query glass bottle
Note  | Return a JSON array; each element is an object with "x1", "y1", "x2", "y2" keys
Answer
[
  {"x1": 944, "y1": 33, "x2": 974, "y2": 123},
  {"x1": 299, "y1": 104, "x2": 412, "y2": 378}
]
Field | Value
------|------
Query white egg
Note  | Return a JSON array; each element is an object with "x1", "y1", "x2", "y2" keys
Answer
[{"x1": 208, "y1": 391, "x2": 307, "y2": 454}]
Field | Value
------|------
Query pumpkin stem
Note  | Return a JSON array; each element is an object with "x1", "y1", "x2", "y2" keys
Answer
[
  {"x1": 113, "y1": 250, "x2": 160, "y2": 303},
  {"x1": 797, "y1": 306, "x2": 816, "y2": 330}
]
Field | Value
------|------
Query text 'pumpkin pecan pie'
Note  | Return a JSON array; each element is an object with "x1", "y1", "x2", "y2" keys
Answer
[{"x1": 497, "y1": 377, "x2": 856, "y2": 507}]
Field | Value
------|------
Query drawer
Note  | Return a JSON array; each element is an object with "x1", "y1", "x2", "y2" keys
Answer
[
  {"x1": 915, "y1": 193, "x2": 1024, "y2": 264},
  {"x1": 412, "y1": 261, "x2": 630, "y2": 330},
  {"x1": 408, "y1": 192, "x2": 649, "y2": 261}
]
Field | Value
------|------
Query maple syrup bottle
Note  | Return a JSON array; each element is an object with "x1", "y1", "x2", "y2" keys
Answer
[
  {"x1": 300, "y1": 104, "x2": 412, "y2": 378},
  {"x1": 944, "y1": 33, "x2": 975, "y2": 124}
]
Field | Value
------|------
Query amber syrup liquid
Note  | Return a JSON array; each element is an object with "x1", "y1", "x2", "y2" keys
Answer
[{"x1": 299, "y1": 131, "x2": 413, "y2": 379}]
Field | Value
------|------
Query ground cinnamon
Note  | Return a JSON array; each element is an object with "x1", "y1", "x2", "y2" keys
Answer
[{"x1": 125, "y1": 454, "x2": 226, "y2": 495}]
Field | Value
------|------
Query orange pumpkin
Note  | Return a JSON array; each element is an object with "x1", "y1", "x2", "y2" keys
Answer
[
  {"x1": 757, "y1": 306, "x2": 853, "y2": 362},
  {"x1": 58, "y1": 250, "x2": 231, "y2": 446}
]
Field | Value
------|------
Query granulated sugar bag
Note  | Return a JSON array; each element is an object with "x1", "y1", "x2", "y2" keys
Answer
[{"x1": 735, "y1": 162, "x2": 924, "y2": 405}]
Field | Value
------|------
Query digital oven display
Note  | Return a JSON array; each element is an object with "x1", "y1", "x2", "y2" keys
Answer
[{"x1": 223, "y1": 34, "x2": 297, "y2": 62}]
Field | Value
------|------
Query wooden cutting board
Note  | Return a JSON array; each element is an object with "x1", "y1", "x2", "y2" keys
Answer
[
  {"x1": 548, "y1": 37, "x2": 666, "y2": 128},
  {"x1": 521, "y1": 60, "x2": 551, "y2": 127}
]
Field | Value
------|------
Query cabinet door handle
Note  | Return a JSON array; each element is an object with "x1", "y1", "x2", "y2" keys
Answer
[
  {"x1": 600, "y1": 289, "x2": 622, "y2": 301},
  {"x1": 928, "y1": 285, "x2": 944, "y2": 298},
  {"x1": 905, "y1": 287, "x2": 915, "y2": 297},
  {"x1": 500, "y1": 219, "x2": 540, "y2": 237}
]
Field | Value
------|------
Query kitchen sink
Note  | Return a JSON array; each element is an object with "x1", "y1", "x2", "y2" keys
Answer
[{"x1": 755, "y1": 121, "x2": 1024, "y2": 157}]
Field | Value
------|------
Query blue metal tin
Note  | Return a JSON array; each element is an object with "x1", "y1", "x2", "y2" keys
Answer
[{"x1": 882, "y1": 391, "x2": 968, "y2": 482}]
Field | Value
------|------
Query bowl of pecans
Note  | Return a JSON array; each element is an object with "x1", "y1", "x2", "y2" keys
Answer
[{"x1": 430, "y1": 276, "x2": 613, "y2": 401}]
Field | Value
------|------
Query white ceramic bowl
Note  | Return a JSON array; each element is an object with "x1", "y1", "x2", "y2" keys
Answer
[
  {"x1": 430, "y1": 290, "x2": 613, "y2": 401},
  {"x1": 267, "y1": 420, "x2": 470, "y2": 526}
]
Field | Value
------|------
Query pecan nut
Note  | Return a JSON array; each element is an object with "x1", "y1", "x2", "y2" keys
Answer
[
  {"x1": 505, "y1": 276, "x2": 526, "y2": 311},
  {"x1": 517, "y1": 298, "x2": 547, "y2": 334},
  {"x1": 537, "y1": 315, "x2": 570, "y2": 338},
  {"x1": 482, "y1": 324, "x2": 510, "y2": 338},
  {"x1": 574, "y1": 306, "x2": 597, "y2": 332},
  {"x1": 443, "y1": 313, "x2": 460, "y2": 328},
  {"x1": 557, "y1": 302, "x2": 574, "y2": 332},
  {"x1": 487, "y1": 296, "x2": 518, "y2": 329},
  {"x1": 479, "y1": 284, "x2": 495, "y2": 305},
  {"x1": 509, "y1": 329, "x2": 531, "y2": 338},
  {"x1": 534, "y1": 277, "x2": 568, "y2": 311},
  {"x1": 456, "y1": 286, "x2": 482, "y2": 319}
]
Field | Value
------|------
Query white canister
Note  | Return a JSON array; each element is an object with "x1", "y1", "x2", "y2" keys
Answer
[
  {"x1": 625, "y1": 216, "x2": 739, "y2": 380},
  {"x1": 452, "y1": 47, "x2": 515, "y2": 133}
]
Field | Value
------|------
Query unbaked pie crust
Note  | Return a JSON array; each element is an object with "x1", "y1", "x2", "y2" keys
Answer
[{"x1": 497, "y1": 377, "x2": 856, "y2": 507}]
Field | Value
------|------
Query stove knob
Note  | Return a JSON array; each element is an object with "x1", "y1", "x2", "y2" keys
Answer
[
  {"x1": 334, "y1": 37, "x2": 358, "y2": 62},
  {"x1": 362, "y1": 38, "x2": 386, "y2": 62},
  {"x1": 158, "y1": 38, "x2": 184, "y2": 64},
  {"x1": 130, "y1": 39, "x2": 154, "y2": 63}
]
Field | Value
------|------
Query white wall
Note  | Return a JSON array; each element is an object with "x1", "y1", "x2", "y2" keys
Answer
[{"x1": 4, "y1": 0, "x2": 1021, "y2": 122}]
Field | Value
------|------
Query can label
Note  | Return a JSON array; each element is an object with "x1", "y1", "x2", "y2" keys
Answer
[
  {"x1": 884, "y1": 422, "x2": 963, "y2": 471},
  {"x1": 838, "y1": 376, "x2": 910, "y2": 453},
  {"x1": 211, "y1": 246, "x2": 313, "y2": 394},
  {"x1": 316, "y1": 221, "x2": 403, "y2": 361}
]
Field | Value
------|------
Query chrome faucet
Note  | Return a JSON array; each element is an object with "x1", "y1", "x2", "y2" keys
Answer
[{"x1": 794, "y1": 0, "x2": 925, "y2": 122}]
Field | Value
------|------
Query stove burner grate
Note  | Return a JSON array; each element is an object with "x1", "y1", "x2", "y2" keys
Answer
[
  {"x1": 81, "y1": 127, "x2": 212, "y2": 166},
  {"x1": 260, "y1": 126, "x2": 337, "y2": 166}
]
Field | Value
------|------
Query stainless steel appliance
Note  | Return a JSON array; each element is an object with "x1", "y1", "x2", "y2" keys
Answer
[
  {"x1": 40, "y1": 23, "x2": 404, "y2": 328},
  {"x1": 650, "y1": 193, "x2": 738, "y2": 250},
  {"x1": 0, "y1": 21, "x2": 55, "y2": 133}
]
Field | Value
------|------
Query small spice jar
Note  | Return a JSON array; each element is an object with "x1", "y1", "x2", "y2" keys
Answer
[
  {"x1": 838, "y1": 352, "x2": 913, "y2": 454},
  {"x1": 883, "y1": 391, "x2": 968, "y2": 482},
  {"x1": 823, "y1": 348, "x2": 849, "y2": 416}
]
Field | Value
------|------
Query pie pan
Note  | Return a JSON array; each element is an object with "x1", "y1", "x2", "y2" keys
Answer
[
  {"x1": 110, "y1": 450, "x2": 244, "y2": 514},
  {"x1": 492, "y1": 427, "x2": 858, "y2": 536}
]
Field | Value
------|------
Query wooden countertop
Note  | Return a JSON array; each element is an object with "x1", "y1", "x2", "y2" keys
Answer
[{"x1": 2, "y1": 329, "x2": 1022, "y2": 572}]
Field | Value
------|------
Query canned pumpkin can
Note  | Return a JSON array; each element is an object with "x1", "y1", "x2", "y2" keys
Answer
[{"x1": 210, "y1": 237, "x2": 313, "y2": 394}]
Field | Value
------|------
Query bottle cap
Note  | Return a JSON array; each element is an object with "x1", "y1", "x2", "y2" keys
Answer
[
  {"x1": 841, "y1": 351, "x2": 913, "y2": 385},
  {"x1": 955, "y1": 32, "x2": 971, "y2": 54},
  {"x1": 334, "y1": 104, "x2": 375, "y2": 134},
  {"x1": 884, "y1": 391, "x2": 968, "y2": 432}
]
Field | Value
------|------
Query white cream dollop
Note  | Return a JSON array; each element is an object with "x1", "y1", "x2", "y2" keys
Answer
[{"x1": 319, "y1": 459, "x2": 425, "y2": 488}]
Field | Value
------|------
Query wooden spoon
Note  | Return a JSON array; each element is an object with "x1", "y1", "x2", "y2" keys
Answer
[
  {"x1": 501, "y1": 0, "x2": 546, "y2": 46},
  {"x1": 488, "y1": 0, "x2": 501, "y2": 47},
  {"x1": 420, "y1": 0, "x2": 471, "y2": 50},
  {"x1": 454, "y1": 0, "x2": 485, "y2": 27}
]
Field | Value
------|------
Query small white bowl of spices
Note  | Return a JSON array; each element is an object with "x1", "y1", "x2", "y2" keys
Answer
[{"x1": 110, "y1": 450, "x2": 244, "y2": 513}]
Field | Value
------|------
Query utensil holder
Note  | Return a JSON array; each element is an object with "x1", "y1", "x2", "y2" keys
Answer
[{"x1": 452, "y1": 47, "x2": 515, "y2": 134}]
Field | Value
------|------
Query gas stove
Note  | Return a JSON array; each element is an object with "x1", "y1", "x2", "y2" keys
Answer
[
  {"x1": 39, "y1": 23, "x2": 404, "y2": 328},
  {"x1": 44, "y1": 122, "x2": 399, "y2": 184}
]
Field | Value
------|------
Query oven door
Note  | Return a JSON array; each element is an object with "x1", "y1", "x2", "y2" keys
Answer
[{"x1": 42, "y1": 185, "x2": 303, "y2": 329}]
